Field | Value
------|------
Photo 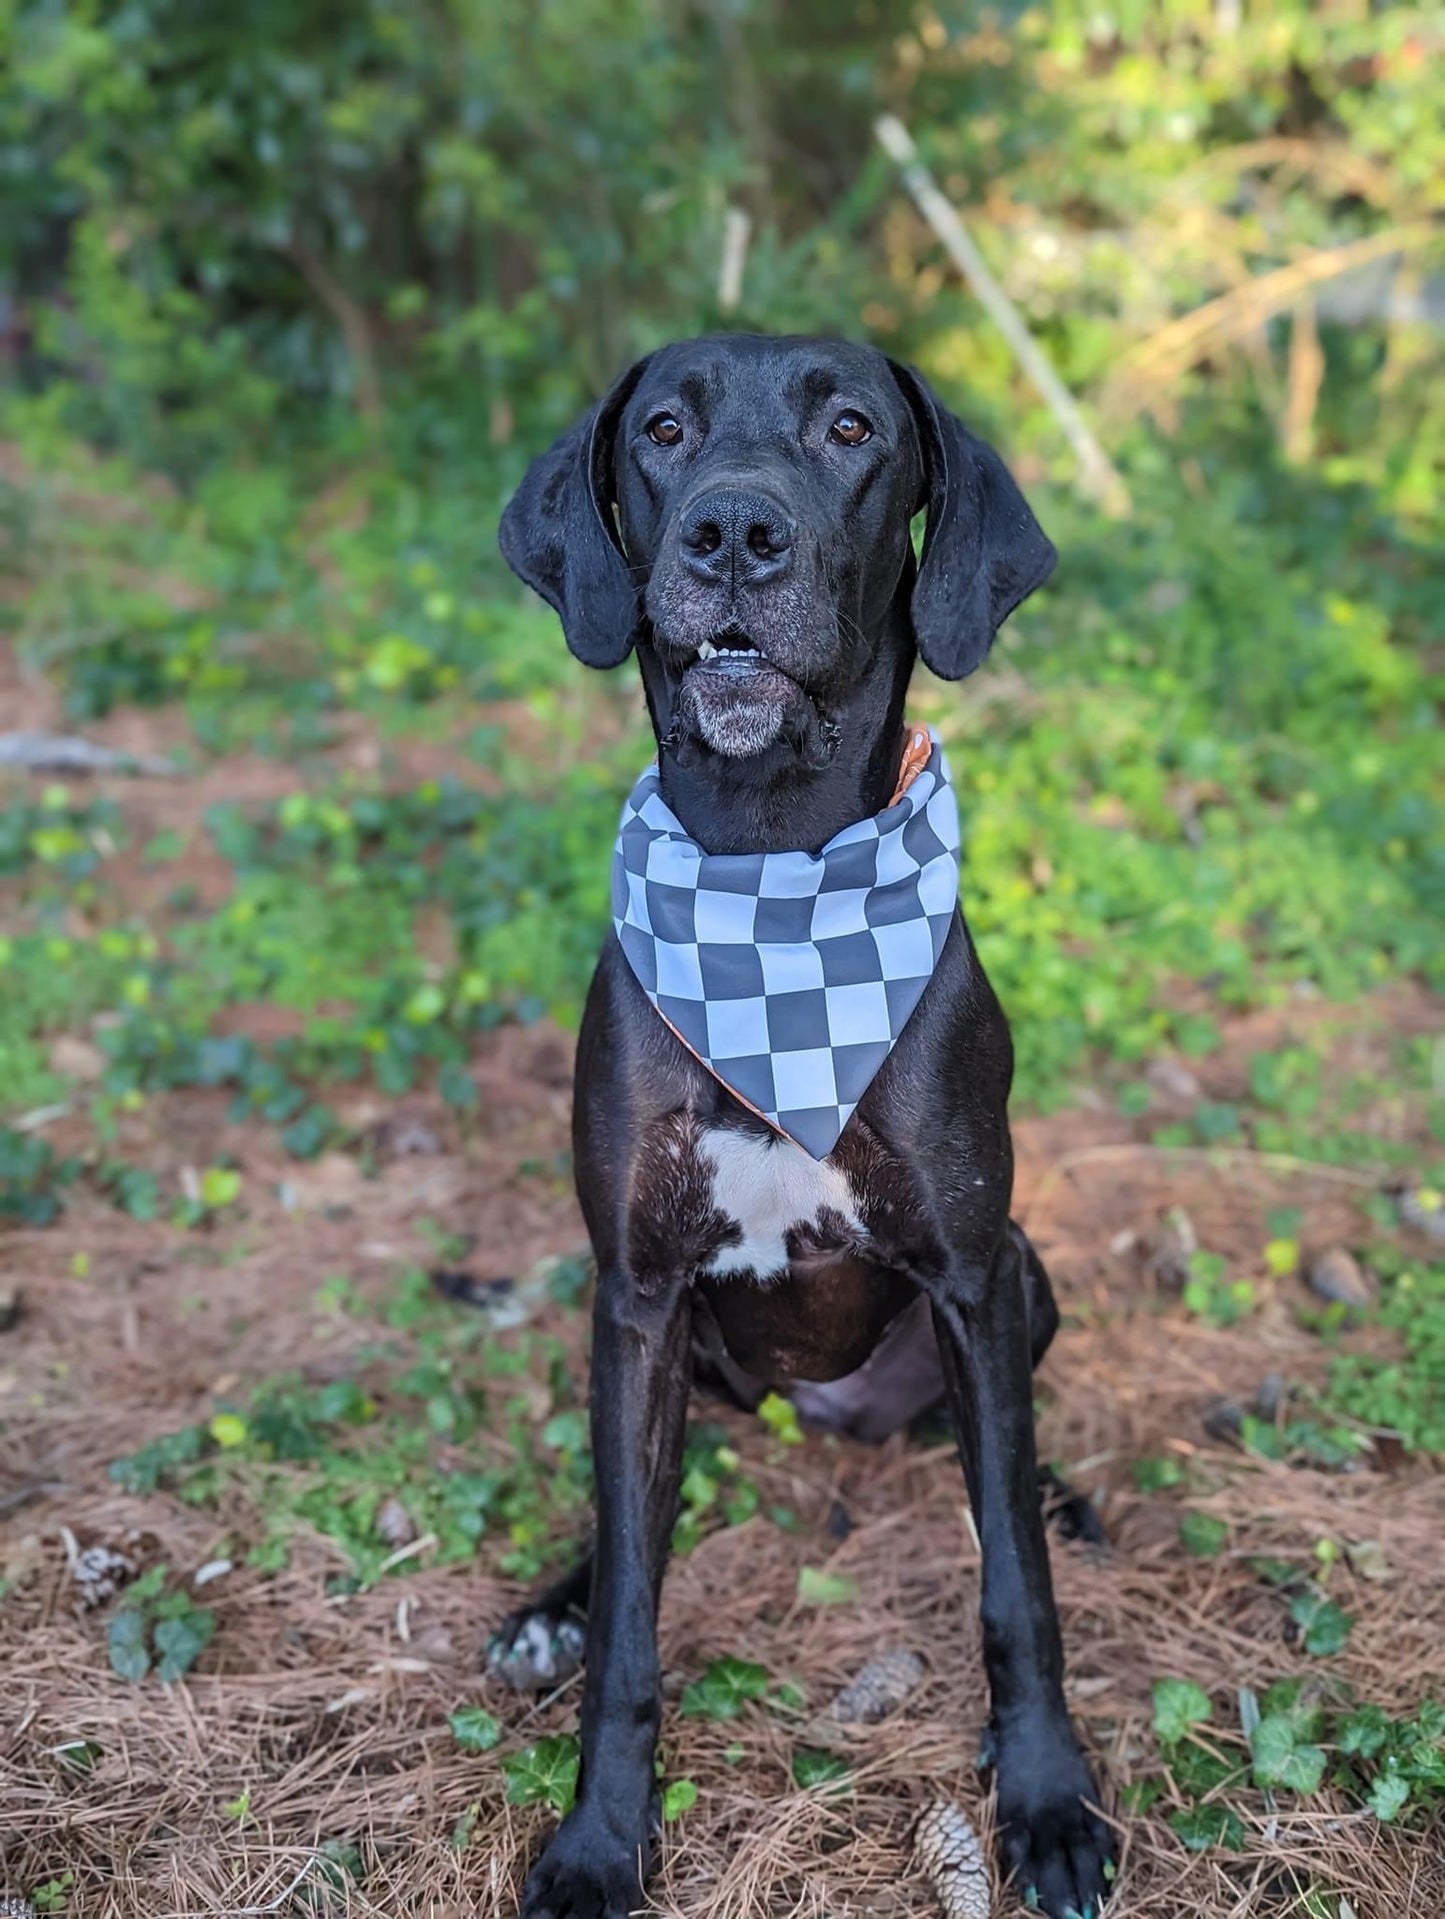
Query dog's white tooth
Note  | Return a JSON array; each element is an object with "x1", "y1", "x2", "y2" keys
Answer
[{"x1": 698, "y1": 640, "x2": 716, "y2": 660}]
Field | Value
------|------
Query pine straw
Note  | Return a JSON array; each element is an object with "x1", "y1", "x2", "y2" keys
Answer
[{"x1": 3, "y1": 1013, "x2": 1444, "y2": 1916}]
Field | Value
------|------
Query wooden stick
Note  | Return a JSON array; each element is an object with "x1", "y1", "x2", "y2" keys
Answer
[
  {"x1": 875, "y1": 113, "x2": 1131, "y2": 517},
  {"x1": 718, "y1": 206, "x2": 752, "y2": 313}
]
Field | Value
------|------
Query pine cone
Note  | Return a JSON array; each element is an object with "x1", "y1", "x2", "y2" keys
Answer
[
  {"x1": 0, "y1": 1898, "x2": 38, "y2": 1918},
  {"x1": 71, "y1": 1544, "x2": 136, "y2": 1609},
  {"x1": 827, "y1": 1647, "x2": 925, "y2": 1725},
  {"x1": 915, "y1": 1798, "x2": 991, "y2": 1919}
]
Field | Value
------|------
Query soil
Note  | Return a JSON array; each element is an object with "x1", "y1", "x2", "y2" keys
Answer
[{"x1": 2, "y1": 987, "x2": 1442, "y2": 1918}]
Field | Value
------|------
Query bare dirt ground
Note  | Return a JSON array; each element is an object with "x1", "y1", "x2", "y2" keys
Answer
[{"x1": 3, "y1": 988, "x2": 1443, "y2": 1919}]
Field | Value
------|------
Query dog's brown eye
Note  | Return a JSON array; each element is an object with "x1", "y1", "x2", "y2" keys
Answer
[
  {"x1": 646, "y1": 414, "x2": 683, "y2": 446},
  {"x1": 829, "y1": 411, "x2": 873, "y2": 446}
]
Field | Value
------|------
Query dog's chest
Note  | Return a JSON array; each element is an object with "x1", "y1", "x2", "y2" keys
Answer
[{"x1": 697, "y1": 1126, "x2": 862, "y2": 1281}]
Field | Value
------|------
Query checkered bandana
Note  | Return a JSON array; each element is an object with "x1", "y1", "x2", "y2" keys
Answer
[{"x1": 612, "y1": 726, "x2": 960, "y2": 1159}]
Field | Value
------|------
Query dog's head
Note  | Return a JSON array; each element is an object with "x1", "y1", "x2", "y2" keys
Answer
[{"x1": 499, "y1": 333, "x2": 1054, "y2": 759}]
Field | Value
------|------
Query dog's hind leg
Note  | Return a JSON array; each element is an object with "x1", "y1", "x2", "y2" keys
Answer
[
  {"x1": 1013, "y1": 1219, "x2": 1061, "y2": 1368},
  {"x1": 487, "y1": 1552, "x2": 592, "y2": 1693},
  {"x1": 1011, "y1": 1220, "x2": 1106, "y2": 1546}
]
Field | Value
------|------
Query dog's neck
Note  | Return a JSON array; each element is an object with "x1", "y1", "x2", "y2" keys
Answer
[{"x1": 635, "y1": 598, "x2": 917, "y2": 857}]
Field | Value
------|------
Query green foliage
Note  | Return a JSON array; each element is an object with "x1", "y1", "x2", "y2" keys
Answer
[
  {"x1": 756, "y1": 1391, "x2": 804, "y2": 1446},
  {"x1": 1288, "y1": 1588, "x2": 1354, "y2": 1658},
  {"x1": 448, "y1": 1706, "x2": 502, "y2": 1754},
  {"x1": 1249, "y1": 1706, "x2": 1327, "y2": 1795},
  {"x1": 0, "y1": 788, "x2": 122, "y2": 882},
  {"x1": 0, "y1": 1126, "x2": 78, "y2": 1225},
  {"x1": 1334, "y1": 1700, "x2": 1445, "y2": 1822},
  {"x1": 106, "y1": 1566, "x2": 216, "y2": 1685},
  {"x1": 2, "y1": 436, "x2": 1440, "y2": 1154},
  {"x1": 680, "y1": 1656, "x2": 771, "y2": 1722},
  {"x1": 1168, "y1": 1804, "x2": 1243, "y2": 1852},
  {"x1": 501, "y1": 1736, "x2": 580, "y2": 1815},
  {"x1": 673, "y1": 1425, "x2": 759, "y2": 1556},
  {"x1": 1181, "y1": 1251, "x2": 1256, "y2": 1329},
  {"x1": 31, "y1": 1873, "x2": 75, "y2": 1913},
  {"x1": 791, "y1": 1749, "x2": 851, "y2": 1792},
  {"x1": 1238, "y1": 1414, "x2": 1371, "y2": 1470},
  {"x1": 1178, "y1": 1512, "x2": 1229, "y2": 1559},
  {"x1": 108, "y1": 1272, "x2": 596, "y2": 1584},
  {"x1": 1321, "y1": 1259, "x2": 1445, "y2": 1454},
  {"x1": 796, "y1": 1566, "x2": 858, "y2": 1607},
  {"x1": 1152, "y1": 1678, "x2": 1213, "y2": 1746},
  {"x1": 1132, "y1": 1455, "x2": 1186, "y2": 1494},
  {"x1": 1146, "y1": 1673, "x2": 1442, "y2": 1854},
  {"x1": 660, "y1": 1777, "x2": 699, "y2": 1821}
]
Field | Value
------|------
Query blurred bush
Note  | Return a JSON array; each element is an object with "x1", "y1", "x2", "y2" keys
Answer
[{"x1": 1, "y1": 1, "x2": 1439, "y2": 499}]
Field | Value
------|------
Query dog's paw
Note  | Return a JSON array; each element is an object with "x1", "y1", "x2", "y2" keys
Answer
[
  {"x1": 1039, "y1": 1467, "x2": 1108, "y2": 1552},
  {"x1": 487, "y1": 1607, "x2": 586, "y2": 1692},
  {"x1": 518, "y1": 1819, "x2": 645, "y2": 1919},
  {"x1": 997, "y1": 1744, "x2": 1115, "y2": 1918}
]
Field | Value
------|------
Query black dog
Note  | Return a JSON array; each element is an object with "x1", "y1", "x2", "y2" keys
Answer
[{"x1": 496, "y1": 334, "x2": 1114, "y2": 1919}]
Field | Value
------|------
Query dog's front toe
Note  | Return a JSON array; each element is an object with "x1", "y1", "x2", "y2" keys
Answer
[
  {"x1": 487, "y1": 1607, "x2": 586, "y2": 1692},
  {"x1": 996, "y1": 1738, "x2": 1115, "y2": 1919},
  {"x1": 518, "y1": 1818, "x2": 645, "y2": 1919},
  {"x1": 1000, "y1": 1793, "x2": 1115, "y2": 1917}
]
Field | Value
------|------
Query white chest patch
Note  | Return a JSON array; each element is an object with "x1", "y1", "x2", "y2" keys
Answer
[{"x1": 698, "y1": 1126, "x2": 862, "y2": 1281}]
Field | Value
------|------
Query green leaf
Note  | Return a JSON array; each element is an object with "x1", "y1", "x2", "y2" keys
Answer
[
  {"x1": 107, "y1": 1609, "x2": 151, "y2": 1683},
  {"x1": 31, "y1": 1873, "x2": 74, "y2": 1913},
  {"x1": 501, "y1": 1735, "x2": 579, "y2": 1814},
  {"x1": 1251, "y1": 1715, "x2": 1326, "y2": 1795},
  {"x1": 796, "y1": 1565, "x2": 858, "y2": 1607},
  {"x1": 448, "y1": 1706, "x2": 502, "y2": 1753},
  {"x1": 1258, "y1": 1677, "x2": 1322, "y2": 1740},
  {"x1": 153, "y1": 1606, "x2": 215, "y2": 1681},
  {"x1": 660, "y1": 1777, "x2": 699, "y2": 1820},
  {"x1": 1264, "y1": 1237, "x2": 1299, "y2": 1276},
  {"x1": 280, "y1": 1105, "x2": 335, "y2": 1159},
  {"x1": 199, "y1": 1165, "x2": 241, "y2": 1210},
  {"x1": 791, "y1": 1748, "x2": 850, "y2": 1792},
  {"x1": 1153, "y1": 1678, "x2": 1213, "y2": 1746},
  {"x1": 1178, "y1": 1511, "x2": 1229, "y2": 1557},
  {"x1": 1132, "y1": 1455, "x2": 1185, "y2": 1492},
  {"x1": 679, "y1": 1655, "x2": 770, "y2": 1720},
  {"x1": 439, "y1": 1060, "x2": 478, "y2": 1111},
  {"x1": 1168, "y1": 1803, "x2": 1244, "y2": 1851},
  {"x1": 403, "y1": 983, "x2": 446, "y2": 1025},
  {"x1": 1367, "y1": 1772, "x2": 1411, "y2": 1821},
  {"x1": 1248, "y1": 1556, "x2": 1302, "y2": 1588},
  {"x1": 1337, "y1": 1705, "x2": 1390, "y2": 1760},
  {"x1": 1289, "y1": 1589, "x2": 1354, "y2": 1657},
  {"x1": 1170, "y1": 1741, "x2": 1242, "y2": 1796},
  {"x1": 756, "y1": 1391, "x2": 802, "y2": 1445}
]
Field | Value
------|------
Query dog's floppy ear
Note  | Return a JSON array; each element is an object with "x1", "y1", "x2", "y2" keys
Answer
[
  {"x1": 889, "y1": 360, "x2": 1056, "y2": 681},
  {"x1": 498, "y1": 355, "x2": 652, "y2": 668}
]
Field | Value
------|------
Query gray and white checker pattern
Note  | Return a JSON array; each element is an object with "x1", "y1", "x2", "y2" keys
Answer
[{"x1": 611, "y1": 729, "x2": 961, "y2": 1158}]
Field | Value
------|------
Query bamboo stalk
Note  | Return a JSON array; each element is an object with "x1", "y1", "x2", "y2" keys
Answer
[{"x1": 875, "y1": 113, "x2": 1131, "y2": 517}]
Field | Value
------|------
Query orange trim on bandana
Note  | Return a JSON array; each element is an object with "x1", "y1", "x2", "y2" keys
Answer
[{"x1": 890, "y1": 725, "x2": 933, "y2": 806}]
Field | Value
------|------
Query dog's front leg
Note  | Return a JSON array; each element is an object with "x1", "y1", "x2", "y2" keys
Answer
[
  {"x1": 519, "y1": 1266, "x2": 692, "y2": 1919},
  {"x1": 926, "y1": 1233, "x2": 1115, "y2": 1919}
]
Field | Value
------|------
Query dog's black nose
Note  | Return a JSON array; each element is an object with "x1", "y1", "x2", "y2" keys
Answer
[{"x1": 680, "y1": 489, "x2": 794, "y2": 584}]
